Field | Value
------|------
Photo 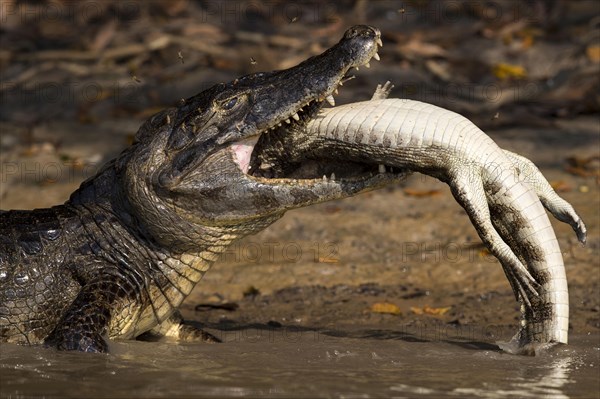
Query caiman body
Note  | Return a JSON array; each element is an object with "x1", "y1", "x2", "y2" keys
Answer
[{"x1": 0, "y1": 26, "x2": 585, "y2": 354}]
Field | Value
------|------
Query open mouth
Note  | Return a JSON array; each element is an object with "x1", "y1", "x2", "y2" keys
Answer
[
  {"x1": 229, "y1": 35, "x2": 399, "y2": 185},
  {"x1": 230, "y1": 97, "x2": 324, "y2": 175}
]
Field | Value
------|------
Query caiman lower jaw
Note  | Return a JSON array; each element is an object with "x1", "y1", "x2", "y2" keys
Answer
[{"x1": 229, "y1": 135, "x2": 404, "y2": 187}]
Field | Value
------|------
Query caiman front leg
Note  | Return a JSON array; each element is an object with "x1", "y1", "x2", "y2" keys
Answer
[{"x1": 44, "y1": 276, "x2": 122, "y2": 353}]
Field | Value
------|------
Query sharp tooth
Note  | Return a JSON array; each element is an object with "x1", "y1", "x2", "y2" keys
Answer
[
  {"x1": 285, "y1": 119, "x2": 291, "y2": 124},
  {"x1": 292, "y1": 113, "x2": 300, "y2": 121},
  {"x1": 334, "y1": 88, "x2": 339, "y2": 95},
  {"x1": 330, "y1": 172, "x2": 336, "y2": 181},
  {"x1": 339, "y1": 81, "x2": 343, "y2": 86},
  {"x1": 378, "y1": 164, "x2": 386, "y2": 174},
  {"x1": 373, "y1": 52, "x2": 380, "y2": 61},
  {"x1": 355, "y1": 66, "x2": 359, "y2": 71},
  {"x1": 365, "y1": 62, "x2": 370, "y2": 68},
  {"x1": 376, "y1": 38, "x2": 383, "y2": 47},
  {"x1": 325, "y1": 95, "x2": 335, "y2": 106},
  {"x1": 278, "y1": 123, "x2": 282, "y2": 127},
  {"x1": 322, "y1": 175, "x2": 327, "y2": 182}
]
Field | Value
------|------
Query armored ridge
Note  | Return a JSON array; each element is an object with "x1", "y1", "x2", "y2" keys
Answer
[{"x1": 0, "y1": 26, "x2": 585, "y2": 353}]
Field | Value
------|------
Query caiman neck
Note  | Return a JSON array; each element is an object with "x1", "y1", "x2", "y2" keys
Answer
[{"x1": 69, "y1": 158, "x2": 283, "y2": 256}]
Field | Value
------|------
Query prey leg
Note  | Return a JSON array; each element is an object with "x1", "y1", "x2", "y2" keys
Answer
[
  {"x1": 503, "y1": 150, "x2": 587, "y2": 244},
  {"x1": 447, "y1": 169, "x2": 540, "y2": 310},
  {"x1": 371, "y1": 81, "x2": 394, "y2": 100}
]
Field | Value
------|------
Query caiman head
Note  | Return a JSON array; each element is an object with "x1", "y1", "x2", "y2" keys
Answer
[{"x1": 117, "y1": 25, "x2": 404, "y2": 249}]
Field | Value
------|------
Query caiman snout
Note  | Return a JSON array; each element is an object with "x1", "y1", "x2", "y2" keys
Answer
[{"x1": 341, "y1": 25, "x2": 382, "y2": 65}]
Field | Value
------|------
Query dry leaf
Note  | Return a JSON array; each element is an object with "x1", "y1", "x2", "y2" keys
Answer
[
  {"x1": 424, "y1": 305, "x2": 451, "y2": 315},
  {"x1": 493, "y1": 63, "x2": 527, "y2": 80},
  {"x1": 410, "y1": 306, "x2": 423, "y2": 315},
  {"x1": 565, "y1": 156, "x2": 600, "y2": 177},
  {"x1": 586, "y1": 45, "x2": 600, "y2": 63},
  {"x1": 578, "y1": 185, "x2": 590, "y2": 193},
  {"x1": 318, "y1": 257, "x2": 339, "y2": 264},
  {"x1": 425, "y1": 60, "x2": 452, "y2": 81},
  {"x1": 478, "y1": 248, "x2": 492, "y2": 258},
  {"x1": 411, "y1": 305, "x2": 451, "y2": 316},
  {"x1": 324, "y1": 205, "x2": 342, "y2": 214},
  {"x1": 565, "y1": 166, "x2": 592, "y2": 177},
  {"x1": 521, "y1": 34, "x2": 534, "y2": 49},
  {"x1": 550, "y1": 180, "x2": 572, "y2": 192},
  {"x1": 90, "y1": 20, "x2": 117, "y2": 52},
  {"x1": 403, "y1": 188, "x2": 442, "y2": 197},
  {"x1": 399, "y1": 39, "x2": 447, "y2": 58},
  {"x1": 371, "y1": 302, "x2": 402, "y2": 315}
]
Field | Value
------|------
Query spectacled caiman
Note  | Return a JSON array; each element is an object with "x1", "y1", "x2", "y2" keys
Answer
[{"x1": 0, "y1": 26, "x2": 586, "y2": 354}]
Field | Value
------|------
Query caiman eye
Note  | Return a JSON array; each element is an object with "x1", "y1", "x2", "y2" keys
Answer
[{"x1": 222, "y1": 97, "x2": 238, "y2": 110}]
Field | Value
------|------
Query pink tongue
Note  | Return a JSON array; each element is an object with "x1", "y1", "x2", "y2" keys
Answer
[{"x1": 231, "y1": 136, "x2": 259, "y2": 173}]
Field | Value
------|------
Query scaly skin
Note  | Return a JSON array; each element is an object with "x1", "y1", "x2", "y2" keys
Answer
[
  {"x1": 1, "y1": 26, "x2": 390, "y2": 352},
  {"x1": 300, "y1": 91, "x2": 586, "y2": 353},
  {"x1": 0, "y1": 28, "x2": 585, "y2": 354}
]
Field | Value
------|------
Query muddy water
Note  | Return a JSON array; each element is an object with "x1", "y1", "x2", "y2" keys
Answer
[{"x1": 1, "y1": 333, "x2": 598, "y2": 398}]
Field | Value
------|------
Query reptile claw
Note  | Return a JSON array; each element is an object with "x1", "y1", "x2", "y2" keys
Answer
[
  {"x1": 371, "y1": 81, "x2": 394, "y2": 100},
  {"x1": 448, "y1": 174, "x2": 541, "y2": 298},
  {"x1": 577, "y1": 220, "x2": 587, "y2": 245},
  {"x1": 503, "y1": 149, "x2": 587, "y2": 244}
]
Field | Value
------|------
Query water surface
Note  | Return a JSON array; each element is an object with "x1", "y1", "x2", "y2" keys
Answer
[{"x1": 1, "y1": 331, "x2": 598, "y2": 398}]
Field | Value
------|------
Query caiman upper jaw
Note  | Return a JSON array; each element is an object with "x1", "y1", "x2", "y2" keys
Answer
[
  {"x1": 251, "y1": 25, "x2": 382, "y2": 136},
  {"x1": 230, "y1": 25, "x2": 383, "y2": 176},
  {"x1": 155, "y1": 26, "x2": 383, "y2": 191}
]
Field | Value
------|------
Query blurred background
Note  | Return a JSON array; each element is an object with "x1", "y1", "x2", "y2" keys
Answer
[
  {"x1": 1, "y1": 0, "x2": 598, "y2": 204},
  {"x1": 0, "y1": 0, "x2": 598, "y2": 342}
]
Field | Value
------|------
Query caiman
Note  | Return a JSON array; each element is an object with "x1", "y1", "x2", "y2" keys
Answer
[{"x1": 0, "y1": 26, "x2": 586, "y2": 354}]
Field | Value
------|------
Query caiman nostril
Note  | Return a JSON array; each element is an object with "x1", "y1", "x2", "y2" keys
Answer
[{"x1": 343, "y1": 25, "x2": 379, "y2": 40}]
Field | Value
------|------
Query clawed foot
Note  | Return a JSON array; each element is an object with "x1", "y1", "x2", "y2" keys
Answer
[
  {"x1": 449, "y1": 168, "x2": 540, "y2": 309},
  {"x1": 140, "y1": 312, "x2": 221, "y2": 343},
  {"x1": 446, "y1": 151, "x2": 586, "y2": 311},
  {"x1": 45, "y1": 329, "x2": 109, "y2": 353},
  {"x1": 371, "y1": 81, "x2": 394, "y2": 100},
  {"x1": 503, "y1": 150, "x2": 587, "y2": 244},
  {"x1": 177, "y1": 323, "x2": 221, "y2": 343}
]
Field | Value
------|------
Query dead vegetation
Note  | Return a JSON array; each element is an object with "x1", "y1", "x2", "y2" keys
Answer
[{"x1": 1, "y1": 0, "x2": 598, "y2": 125}]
